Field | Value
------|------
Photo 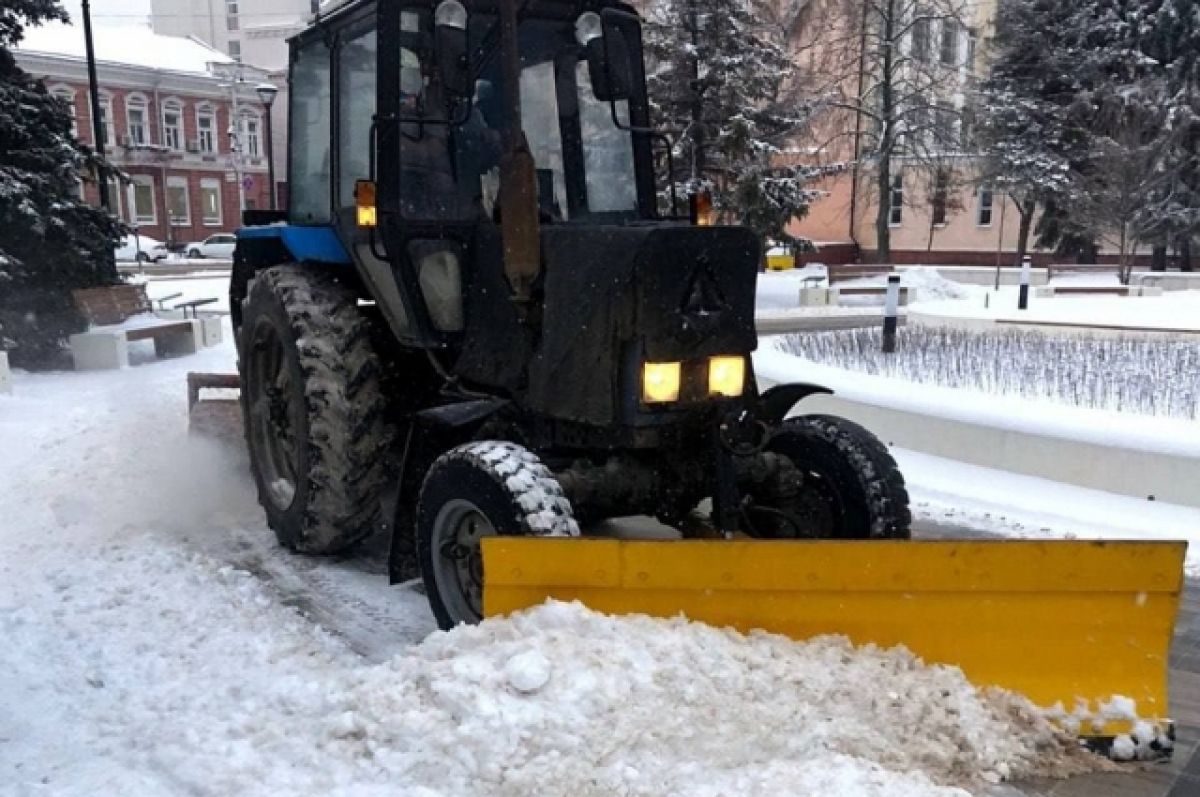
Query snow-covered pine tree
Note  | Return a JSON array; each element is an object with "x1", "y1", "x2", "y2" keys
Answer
[
  {"x1": 1, "y1": 0, "x2": 122, "y2": 368},
  {"x1": 1059, "y1": 0, "x2": 1175, "y2": 281},
  {"x1": 643, "y1": 0, "x2": 829, "y2": 248},
  {"x1": 975, "y1": 0, "x2": 1077, "y2": 267},
  {"x1": 1141, "y1": 0, "x2": 1200, "y2": 270}
]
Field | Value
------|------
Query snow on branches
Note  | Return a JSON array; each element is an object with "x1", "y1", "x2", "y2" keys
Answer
[{"x1": 643, "y1": 0, "x2": 829, "y2": 245}]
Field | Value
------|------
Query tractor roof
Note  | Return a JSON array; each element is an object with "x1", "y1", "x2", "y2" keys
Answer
[{"x1": 309, "y1": 0, "x2": 639, "y2": 31}]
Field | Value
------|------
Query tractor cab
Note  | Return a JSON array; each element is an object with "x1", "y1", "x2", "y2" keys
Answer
[
  {"x1": 266, "y1": 0, "x2": 761, "y2": 437},
  {"x1": 285, "y1": 0, "x2": 658, "y2": 338}
]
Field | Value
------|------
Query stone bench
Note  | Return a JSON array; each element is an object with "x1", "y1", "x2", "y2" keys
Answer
[
  {"x1": 1034, "y1": 285, "x2": 1164, "y2": 298},
  {"x1": 837, "y1": 285, "x2": 910, "y2": 305},
  {"x1": 69, "y1": 319, "x2": 202, "y2": 370}
]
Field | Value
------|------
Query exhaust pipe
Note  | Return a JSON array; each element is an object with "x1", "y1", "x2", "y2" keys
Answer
[{"x1": 497, "y1": 0, "x2": 541, "y2": 307}]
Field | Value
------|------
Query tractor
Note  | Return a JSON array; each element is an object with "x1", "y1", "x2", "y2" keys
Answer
[
  {"x1": 229, "y1": 0, "x2": 910, "y2": 630},
  {"x1": 212, "y1": 0, "x2": 1187, "y2": 753}
]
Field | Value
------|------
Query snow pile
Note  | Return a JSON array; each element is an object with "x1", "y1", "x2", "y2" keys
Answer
[
  {"x1": 344, "y1": 601, "x2": 1099, "y2": 796},
  {"x1": 840, "y1": 267, "x2": 980, "y2": 302},
  {"x1": 756, "y1": 266, "x2": 831, "y2": 311},
  {"x1": 1, "y1": 538, "x2": 1100, "y2": 797}
]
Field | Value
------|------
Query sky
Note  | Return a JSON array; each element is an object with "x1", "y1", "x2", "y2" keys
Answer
[{"x1": 60, "y1": 0, "x2": 153, "y2": 28}]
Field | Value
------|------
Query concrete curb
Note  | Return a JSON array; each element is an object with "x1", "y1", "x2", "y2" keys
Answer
[
  {"x1": 908, "y1": 307, "x2": 1200, "y2": 338},
  {"x1": 787, "y1": 390, "x2": 1199, "y2": 508}
]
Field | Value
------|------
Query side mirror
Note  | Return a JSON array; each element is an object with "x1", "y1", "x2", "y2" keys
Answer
[
  {"x1": 435, "y1": 0, "x2": 471, "y2": 97},
  {"x1": 575, "y1": 12, "x2": 632, "y2": 102}
]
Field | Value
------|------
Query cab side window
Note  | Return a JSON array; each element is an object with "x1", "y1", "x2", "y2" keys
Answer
[
  {"x1": 338, "y1": 28, "x2": 377, "y2": 211},
  {"x1": 289, "y1": 40, "x2": 332, "y2": 224}
]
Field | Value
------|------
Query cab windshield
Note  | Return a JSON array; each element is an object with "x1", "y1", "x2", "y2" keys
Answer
[{"x1": 396, "y1": 11, "x2": 640, "y2": 222}]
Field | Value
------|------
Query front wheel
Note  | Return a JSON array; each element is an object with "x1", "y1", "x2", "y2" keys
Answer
[
  {"x1": 188, "y1": 248, "x2": 202, "y2": 258},
  {"x1": 748, "y1": 414, "x2": 911, "y2": 539},
  {"x1": 417, "y1": 441, "x2": 579, "y2": 629}
]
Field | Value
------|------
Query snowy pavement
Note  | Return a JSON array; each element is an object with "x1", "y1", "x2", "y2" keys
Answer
[
  {"x1": 1, "y1": 276, "x2": 1192, "y2": 794},
  {"x1": 0, "y1": 325, "x2": 1104, "y2": 795}
]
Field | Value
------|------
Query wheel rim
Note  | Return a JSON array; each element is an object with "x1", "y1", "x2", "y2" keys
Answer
[
  {"x1": 430, "y1": 498, "x2": 497, "y2": 624},
  {"x1": 790, "y1": 469, "x2": 843, "y2": 536},
  {"x1": 747, "y1": 454, "x2": 847, "y2": 539},
  {"x1": 247, "y1": 320, "x2": 299, "y2": 510}
]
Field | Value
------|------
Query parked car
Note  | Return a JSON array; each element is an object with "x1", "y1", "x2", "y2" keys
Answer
[
  {"x1": 114, "y1": 234, "x2": 169, "y2": 262},
  {"x1": 185, "y1": 234, "x2": 238, "y2": 259}
]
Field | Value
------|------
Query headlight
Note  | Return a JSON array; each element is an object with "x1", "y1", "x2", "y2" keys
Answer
[
  {"x1": 642, "y1": 361, "x2": 681, "y2": 403},
  {"x1": 708, "y1": 356, "x2": 745, "y2": 397}
]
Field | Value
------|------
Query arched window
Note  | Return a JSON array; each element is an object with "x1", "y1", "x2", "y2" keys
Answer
[
  {"x1": 196, "y1": 103, "x2": 217, "y2": 154},
  {"x1": 161, "y1": 98, "x2": 184, "y2": 151},
  {"x1": 125, "y1": 92, "x2": 149, "y2": 146}
]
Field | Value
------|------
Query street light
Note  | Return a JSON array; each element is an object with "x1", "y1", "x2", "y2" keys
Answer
[{"x1": 255, "y1": 82, "x2": 279, "y2": 211}]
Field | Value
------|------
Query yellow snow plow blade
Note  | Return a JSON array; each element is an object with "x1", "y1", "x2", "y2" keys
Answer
[{"x1": 483, "y1": 538, "x2": 1185, "y2": 739}]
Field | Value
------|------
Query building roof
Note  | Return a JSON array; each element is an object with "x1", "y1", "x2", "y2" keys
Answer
[{"x1": 17, "y1": 22, "x2": 234, "y2": 76}]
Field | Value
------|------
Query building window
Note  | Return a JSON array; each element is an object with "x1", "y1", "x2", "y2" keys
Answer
[
  {"x1": 931, "y1": 170, "x2": 950, "y2": 226},
  {"x1": 162, "y1": 101, "x2": 183, "y2": 150},
  {"x1": 200, "y1": 178, "x2": 223, "y2": 225},
  {"x1": 197, "y1": 106, "x2": 216, "y2": 153},
  {"x1": 102, "y1": 177, "x2": 122, "y2": 217},
  {"x1": 966, "y1": 27, "x2": 978, "y2": 73},
  {"x1": 977, "y1": 184, "x2": 994, "y2": 227},
  {"x1": 959, "y1": 104, "x2": 975, "y2": 151},
  {"x1": 912, "y1": 7, "x2": 931, "y2": 62},
  {"x1": 226, "y1": 0, "x2": 239, "y2": 30},
  {"x1": 51, "y1": 86, "x2": 77, "y2": 135},
  {"x1": 98, "y1": 93, "x2": 114, "y2": 147},
  {"x1": 935, "y1": 101, "x2": 957, "y2": 150},
  {"x1": 888, "y1": 174, "x2": 904, "y2": 226},
  {"x1": 940, "y1": 20, "x2": 959, "y2": 66},
  {"x1": 228, "y1": 40, "x2": 241, "y2": 60},
  {"x1": 241, "y1": 114, "x2": 261, "y2": 157},
  {"x1": 130, "y1": 175, "x2": 156, "y2": 224},
  {"x1": 167, "y1": 176, "x2": 191, "y2": 225},
  {"x1": 126, "y1": 94, "x2": 149, "y2": 146}
]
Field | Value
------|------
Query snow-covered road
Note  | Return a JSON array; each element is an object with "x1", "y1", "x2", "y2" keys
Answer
[{"x1": 0, "y1": 310, "x2": 1154, "y2": 795}]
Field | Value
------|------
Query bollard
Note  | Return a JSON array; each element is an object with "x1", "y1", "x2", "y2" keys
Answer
[
  {"x1": 882, "y1": 274, "x2": 900, "y2": 353},
  {"x1": 1018, "y1": 255, "x2": 1031, "y2": 310},
  {"x1": 0, "y1": 351, "x2": 10, "y2": 395}
]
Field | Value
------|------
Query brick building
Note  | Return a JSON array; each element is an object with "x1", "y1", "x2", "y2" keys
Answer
[{"x1": 16, "y1": 23, "x2": 274, "y2": 248}]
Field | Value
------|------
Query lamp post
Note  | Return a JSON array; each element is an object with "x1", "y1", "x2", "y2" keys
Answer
[
  {"x1": 81, "y1": 0, "x2": 109, "y2": 211},
  {"x1": 255, "y1": 82, "x2": 279, "y2": 210}
]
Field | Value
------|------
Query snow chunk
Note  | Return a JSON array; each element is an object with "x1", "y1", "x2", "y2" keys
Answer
[{"x1": 504, "y1": 649, "x2": 552, "y2": 693}]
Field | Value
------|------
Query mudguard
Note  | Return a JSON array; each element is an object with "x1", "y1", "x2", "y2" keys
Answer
[{"x1": 757, "y1": 382, "x2": 833, "y2": 425}]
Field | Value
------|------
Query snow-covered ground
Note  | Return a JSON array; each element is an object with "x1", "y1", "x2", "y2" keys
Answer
[
  {"x1": 2, "y1": 313, "x2": 1114, "y2": 796},
  {"x1": 1, "y1": 271, "x2": 1190, "y2": 794},
  {"x1": 899, "y1": 448, "x2": 1200, "y2": 552},
  {"x1": 916, "y1": 285, "x2": 1200, "y2": 332},
  {"x1": 756, "y1": 347, "x2": 1200, "y2": 459},
  {"x1": 134, "y1": 274, "x2": 233, "y2": 313}
]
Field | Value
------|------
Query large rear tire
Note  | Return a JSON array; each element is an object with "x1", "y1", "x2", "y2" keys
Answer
[
  {"x1": 417, "y1": 441, "x2": 579, "y2": 629},
  {"x1": 239, "y1": 264, "x2": 396, "y2": 554},
  {"x1": 751, "y1": 414, "x2": 911, "y2": 539}
]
